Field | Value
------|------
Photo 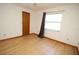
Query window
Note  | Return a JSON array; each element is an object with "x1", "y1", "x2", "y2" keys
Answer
[{"x1": 45, "y1": 13, "x2": 63, "y2": 31}]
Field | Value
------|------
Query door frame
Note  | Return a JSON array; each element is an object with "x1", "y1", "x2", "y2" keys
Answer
[{"x1": 22, "y1": 11, "x2": 30, "y2": 36}]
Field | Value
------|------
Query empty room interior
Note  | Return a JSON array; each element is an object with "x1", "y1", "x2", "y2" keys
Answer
[{"x1": 0, "y1": 3, "x2": 79, "y2": 55}]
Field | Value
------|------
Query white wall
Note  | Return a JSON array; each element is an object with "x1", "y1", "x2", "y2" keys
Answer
[
  {"x1": 45, "y1": 4, "x2": 79, "y2": 47},
  {"x1": 30, "y1": 11, "x2": 43, "y2": 34},
  {"x1": 30, "y1": 4, "x2": 79, "y2": 49},
  {"x1": 0, "y1": 4, "x2": 32, "y2": 40}
]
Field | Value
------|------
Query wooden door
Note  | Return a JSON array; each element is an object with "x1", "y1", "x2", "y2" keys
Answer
[{"x1": 22, "y1": 11, "x2": 30, "y2": 36}]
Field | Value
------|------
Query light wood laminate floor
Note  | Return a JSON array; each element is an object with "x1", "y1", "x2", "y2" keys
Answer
[{"x1": 0, "y1": 34, "x2": 78, "y2": 55}]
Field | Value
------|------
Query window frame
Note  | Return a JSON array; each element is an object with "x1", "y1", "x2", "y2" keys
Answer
[{"x1": 45, "y1": 11, "x2": 63, "y2": 31}]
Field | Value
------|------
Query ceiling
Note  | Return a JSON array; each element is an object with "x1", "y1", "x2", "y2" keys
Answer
[{"x1": 17, "y1": 3, "x2": 75, "y2": 11}]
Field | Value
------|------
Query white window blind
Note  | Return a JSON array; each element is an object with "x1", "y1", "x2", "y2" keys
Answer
[{"x1": 45, "y1": 12, "x2": 63, "y2": 31}]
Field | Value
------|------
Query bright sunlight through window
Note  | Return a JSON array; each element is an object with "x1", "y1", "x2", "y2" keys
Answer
[{"x1": 45, "y1": 13, "x2": 63, "y2": 31}]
